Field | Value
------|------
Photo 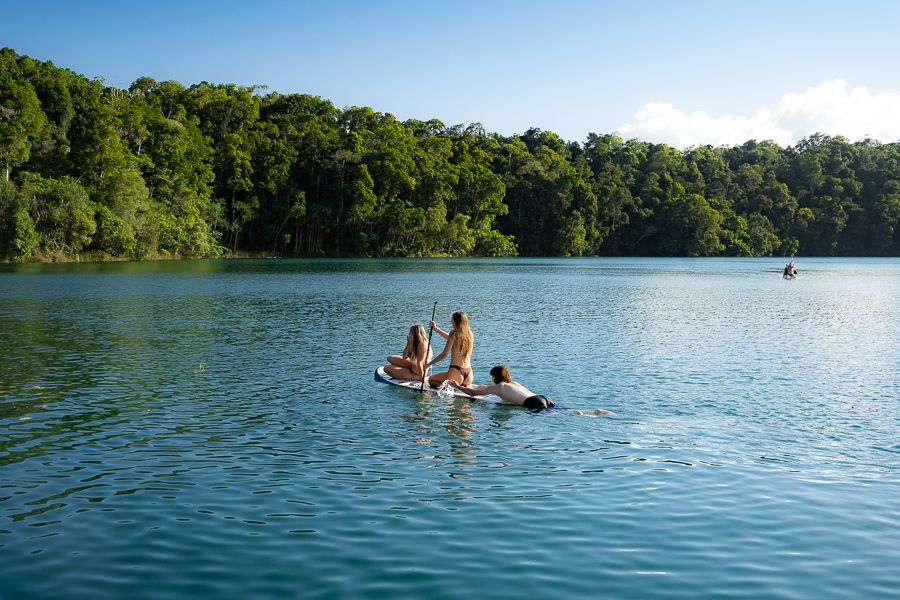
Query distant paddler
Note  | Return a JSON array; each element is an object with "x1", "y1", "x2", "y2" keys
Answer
[{"x1": 783, "y1": 258, "x2": 798, "y2": 280}]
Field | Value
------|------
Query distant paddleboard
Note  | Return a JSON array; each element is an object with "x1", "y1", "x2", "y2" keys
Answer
[{"x1": 374, "y1": 367, "x2": 505, "y2": 404}]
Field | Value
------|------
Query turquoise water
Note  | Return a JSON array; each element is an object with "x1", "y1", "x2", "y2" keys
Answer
[{"x1": 1, "y1": 257, "x2": 898, "y2": 599}]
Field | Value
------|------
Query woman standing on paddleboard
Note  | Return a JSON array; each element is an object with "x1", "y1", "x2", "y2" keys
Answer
[{"x1": 424, "y1": 311, "x2": 474, "y2": 387}]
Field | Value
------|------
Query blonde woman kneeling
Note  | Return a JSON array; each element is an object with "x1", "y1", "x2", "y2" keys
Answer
[{"x1": 424, "y1": 311, "x2": 474, "y2": 387}]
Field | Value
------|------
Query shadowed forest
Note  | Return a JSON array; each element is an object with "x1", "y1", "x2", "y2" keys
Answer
[{"x1": 1, "y1": 48, "x2": 898, "y2": 261}]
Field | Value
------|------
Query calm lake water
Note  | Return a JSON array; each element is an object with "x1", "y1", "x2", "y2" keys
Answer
[{"x1": 1, "y1": 257, "x2": 898, "y2": 599}]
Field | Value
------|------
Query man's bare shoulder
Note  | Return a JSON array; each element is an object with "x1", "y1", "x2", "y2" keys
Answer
[{"x1": 508, "y1": 381, "x2": 535, "y2": 395}]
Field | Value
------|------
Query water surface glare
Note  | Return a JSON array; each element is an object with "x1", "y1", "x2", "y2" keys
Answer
[{"x1": 1, "y1": 257, "x2": 899, "y2": 599}]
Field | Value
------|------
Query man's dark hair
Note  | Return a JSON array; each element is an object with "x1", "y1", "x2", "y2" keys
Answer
[{"x1": 490, "y1": 365, "x2": 511, "y2": 383}]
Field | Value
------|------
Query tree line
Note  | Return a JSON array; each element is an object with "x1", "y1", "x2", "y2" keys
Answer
[{"x1": 1, "y1": 47, "x2": 898, "y2": 261}]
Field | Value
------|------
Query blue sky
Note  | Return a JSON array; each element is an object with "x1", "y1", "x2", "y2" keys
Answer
[{"x1": 3, "y1": 0, "x2": 900, "y2": 145}]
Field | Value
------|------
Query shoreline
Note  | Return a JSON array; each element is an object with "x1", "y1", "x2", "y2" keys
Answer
[
  {"x1": 3, "y1": 253, "x2": 895, "y2": 266},
  {"x1": 2, "y1": 250, "x2": 279, "y2": 264}
]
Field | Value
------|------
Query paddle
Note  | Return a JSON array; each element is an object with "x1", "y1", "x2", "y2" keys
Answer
[{"x1": 420, "y1": 301, "x2": 437, "y2": 392}]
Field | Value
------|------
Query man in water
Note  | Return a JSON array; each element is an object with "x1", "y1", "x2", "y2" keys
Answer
[{"x1": 449, "y1": 365, "x2": 555, "y2": 409}]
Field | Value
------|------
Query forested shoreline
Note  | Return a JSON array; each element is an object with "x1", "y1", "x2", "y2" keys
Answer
[{"x1": 1, "y1": 47, "x2": 898, "y2": 262}]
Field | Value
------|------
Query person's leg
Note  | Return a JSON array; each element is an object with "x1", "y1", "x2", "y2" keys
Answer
[
  {"x1": 428, "y1": 369, "x2": 463, "y2": 388},
  {"x1": 385, "y1": 365, "x2": 420, "y2": 380},
  {"x1": 388, "y1": 355, "x2": 411, "y2": 368}
]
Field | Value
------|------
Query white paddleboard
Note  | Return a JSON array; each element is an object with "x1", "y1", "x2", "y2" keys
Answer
[{"x1": 374, "y1": 367, "x2": 505, "y2": 404}]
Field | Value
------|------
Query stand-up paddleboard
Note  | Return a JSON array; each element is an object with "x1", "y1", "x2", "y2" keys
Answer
[{"x1": 374, "y1": 367, "x2": 505, "y2": 404}]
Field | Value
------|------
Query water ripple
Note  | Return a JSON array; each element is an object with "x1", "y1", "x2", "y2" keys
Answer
[{"x1": 1, "y1": 258, "x2": 899, "y2": 599}]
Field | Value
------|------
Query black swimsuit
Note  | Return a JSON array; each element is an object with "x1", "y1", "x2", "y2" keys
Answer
[
  {"x1": 522, "y1": 395, "x2": 555, "y2": 410},
  {"x1": 450, "y1": 364, "x2": 472, "y2": 381}
]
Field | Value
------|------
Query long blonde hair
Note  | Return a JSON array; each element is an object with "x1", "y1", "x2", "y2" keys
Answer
[
  {"x1": 452, "y1": 311, "x2": 473, "y2": 358},
  {"x1": 404, "y1": 324, "x2": 429, "y2": 361}
]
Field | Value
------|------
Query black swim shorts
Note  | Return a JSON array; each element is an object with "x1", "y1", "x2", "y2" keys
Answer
[{"x1": 522, "y1": 395, "x2": 555, "y2": 410}]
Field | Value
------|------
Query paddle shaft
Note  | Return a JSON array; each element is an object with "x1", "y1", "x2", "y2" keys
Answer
[{"x1": 420, "y1": 301, "x2": 437, "y2": 391}]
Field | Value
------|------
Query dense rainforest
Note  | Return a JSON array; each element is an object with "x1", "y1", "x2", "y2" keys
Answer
[{"x1": 1, "y1": 48, "x2": 898, "y2": 261}]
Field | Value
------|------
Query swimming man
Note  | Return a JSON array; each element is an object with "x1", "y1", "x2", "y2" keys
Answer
[{"x1": 449, "y1": 365, "x2": 555, "y2": 409}]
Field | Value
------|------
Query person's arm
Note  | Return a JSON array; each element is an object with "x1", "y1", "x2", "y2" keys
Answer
[
  {"x1": 424, "y1": 334, "x2": 453, "y2": 369},
  {"x1": 430, "y1": 320, "x2": 450, "y2": 341},
  {"x1": 449, "y1": 381, "x2": 499, "y2": 397}
]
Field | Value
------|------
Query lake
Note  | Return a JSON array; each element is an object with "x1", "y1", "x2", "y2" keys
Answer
[{"x1": 1, "y1": 257, "x2": 898, "y2": 599}]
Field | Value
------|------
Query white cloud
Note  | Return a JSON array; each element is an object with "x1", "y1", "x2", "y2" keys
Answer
[{"x1": 617, "y1": 80, "x2": 900, "y2": 148}]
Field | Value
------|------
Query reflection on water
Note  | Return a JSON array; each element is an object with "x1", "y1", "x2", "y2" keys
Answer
[{"x1": 1, "y1": 258, "x2": 899, "y2": 599}]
